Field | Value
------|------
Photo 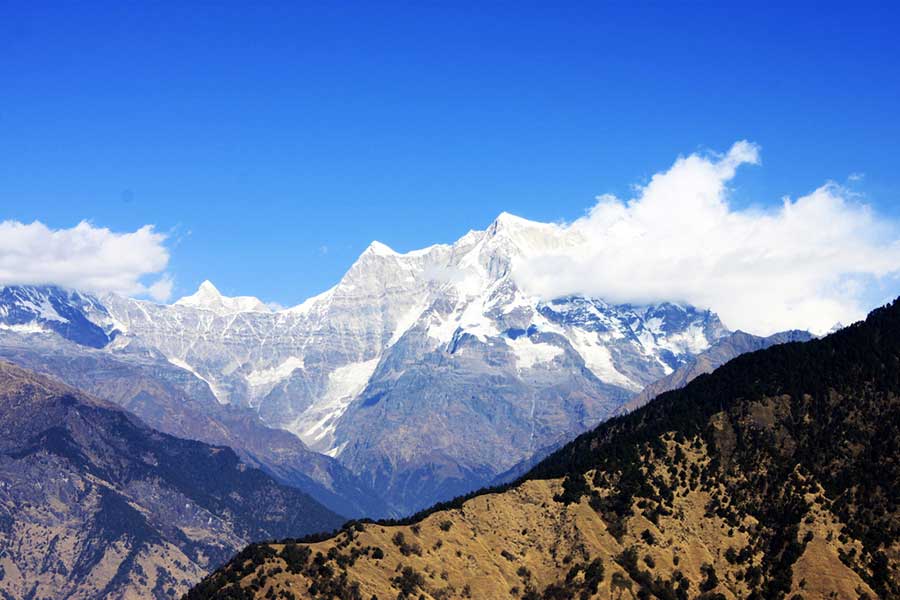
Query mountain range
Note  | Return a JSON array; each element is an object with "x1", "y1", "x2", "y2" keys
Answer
[
  {"x1": 187, "y1": 297, "x2": 900, "y2": 600},
  {"x1": 0, "y1": 213, "x2": 818, "y2": 516},
  {"x1": 0, "y1": 213, "x2": 782, "y2": 516}
]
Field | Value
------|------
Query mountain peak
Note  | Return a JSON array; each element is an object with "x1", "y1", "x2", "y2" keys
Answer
[
  {"x1": 363, "y1": 240, "x2": 397, "y2": 257},
  {"x1": 176, "y1": 280, "x2": 223, "y2": 305},
  {"x1": 175, "y1": 280, "x2": 269, "y2": 315},
  {"x1": 186, "y1": 280, "x2": 224, "y2": 304},
  {"x1": 480, "y1": 211, "x2": 572, "y2": 264},
  {"x1": 488, "y1": 211, "x2": 541, "y2": 233},
  {"x1": 197, "y1": 279, "x2": 220, "y2": 295}
]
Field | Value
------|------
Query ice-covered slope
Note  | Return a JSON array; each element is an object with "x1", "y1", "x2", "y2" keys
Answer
[{"x1": 0, "y1": 213, "x2": 731, "y2": 514}]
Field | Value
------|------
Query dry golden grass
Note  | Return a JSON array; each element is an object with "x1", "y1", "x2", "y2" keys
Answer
[{"x1": 212, "y1": 436, "x2": 876, "y2": 600}]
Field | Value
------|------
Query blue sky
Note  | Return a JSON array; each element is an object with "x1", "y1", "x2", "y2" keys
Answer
[{"x1": 1, "y1": 1, "x2": 899, "y2": 307}]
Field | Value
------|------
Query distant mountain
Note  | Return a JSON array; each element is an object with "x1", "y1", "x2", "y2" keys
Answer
[
  {"x1": 188, "y1": 300, "x2": 899, "y2": 600},
  {"x1": 0, "y1": 361, "x2": 345, "y2": 600},
  {"x1": 0, "y1": 214, "x2": 743, "y2": 514},
  {"x1": 617, "y1": 329, "x2": 814, "y2": 415}
]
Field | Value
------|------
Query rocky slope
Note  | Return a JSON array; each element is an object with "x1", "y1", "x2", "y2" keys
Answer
[
  {"x1": 187, "y1": 300, "x2": 899, "y2": 600},
  {"x1": 0, "y1": 361, "x2": 345, "y2": 600},
  {"x1": 0, "y1": 213, "x2": 746, "y2": 514}
]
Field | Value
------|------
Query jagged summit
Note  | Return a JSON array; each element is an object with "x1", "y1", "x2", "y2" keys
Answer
[
  {"x1": 481, "y1": 211, "x2": 576, "y2": 264},
  {"x1": 330, "y1": 213, "x2": 564, "y2": 292},
  {"x1": 177, "y1": 279, "x2": 222, "y2": 303},
  {"x1": 362, "y1": 240, "x2": 397, "y2": 257},
  {"x1": 175, "y1": 280, "x2": 270, "y2": 315},
  {"x1": 488, "y1": 210, "x2": 549, "y2": 233},
  {"x1": 827, "y1": 321, "x2": 846, "y2": 335}
]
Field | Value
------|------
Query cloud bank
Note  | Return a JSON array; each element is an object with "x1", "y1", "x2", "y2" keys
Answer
[
  {"x1": 514, "y1": 141, "x2": 900, "y2": 335},
  {"x1": 0, "y1": 220, "x2": 172, "y2": 301}
]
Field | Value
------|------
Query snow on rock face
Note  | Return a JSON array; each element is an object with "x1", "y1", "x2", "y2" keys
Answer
[
  {"x1": 287, "y1": 358, "x2": 381, "y2": 452},
  {"x1": 246, "y1": 357, "x2": 306, "y2": 388},
  {"x1": 566, "y1": 328, "x2": 639, "y2": 391},
  {"x1": 0, "y1": 322, "x2": 48, "y2": 334},
  {"x1": 506, "y1": 335, "x2": 564, "y2": 371},
  {"x1": 166, "y1": 356, "x2": 230, "y2": 404}
]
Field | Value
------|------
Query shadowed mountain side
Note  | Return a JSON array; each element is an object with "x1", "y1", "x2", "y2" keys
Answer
[{"x1": 0, "y1": 361, "x2": 346, "y2": 600}]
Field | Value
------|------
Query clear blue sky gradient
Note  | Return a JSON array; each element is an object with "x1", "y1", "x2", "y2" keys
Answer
[{"x1": 2, "y1": 2, "x2": 899, "y2": 304}]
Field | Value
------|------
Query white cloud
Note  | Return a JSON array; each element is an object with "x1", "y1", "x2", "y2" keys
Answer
[
  {"x1": 146, "y1": 274, "x2": 174, "y2": 302},
  {"x1": 0, "y1": 220, "x2": 173, "y2": 301},
  {"x1": 514, "y1": 141, "x2": 900, "y2": 335}
]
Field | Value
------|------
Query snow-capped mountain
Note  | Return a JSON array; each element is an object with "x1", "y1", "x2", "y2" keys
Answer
[
  {"x1": 0, "y1": 213, "x2": 731, "y2": 514},
  {"x1": 0, "y1": 285, "x2": 117, "y2": 347}
]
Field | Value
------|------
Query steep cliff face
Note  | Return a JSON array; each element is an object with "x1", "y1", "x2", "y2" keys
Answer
[
  {"x1": 0, "y1": 362, "x2": 345, "y2": 600},
  {"x1": 188, "y1": 300, "x2": 899, "y2": 600}
]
